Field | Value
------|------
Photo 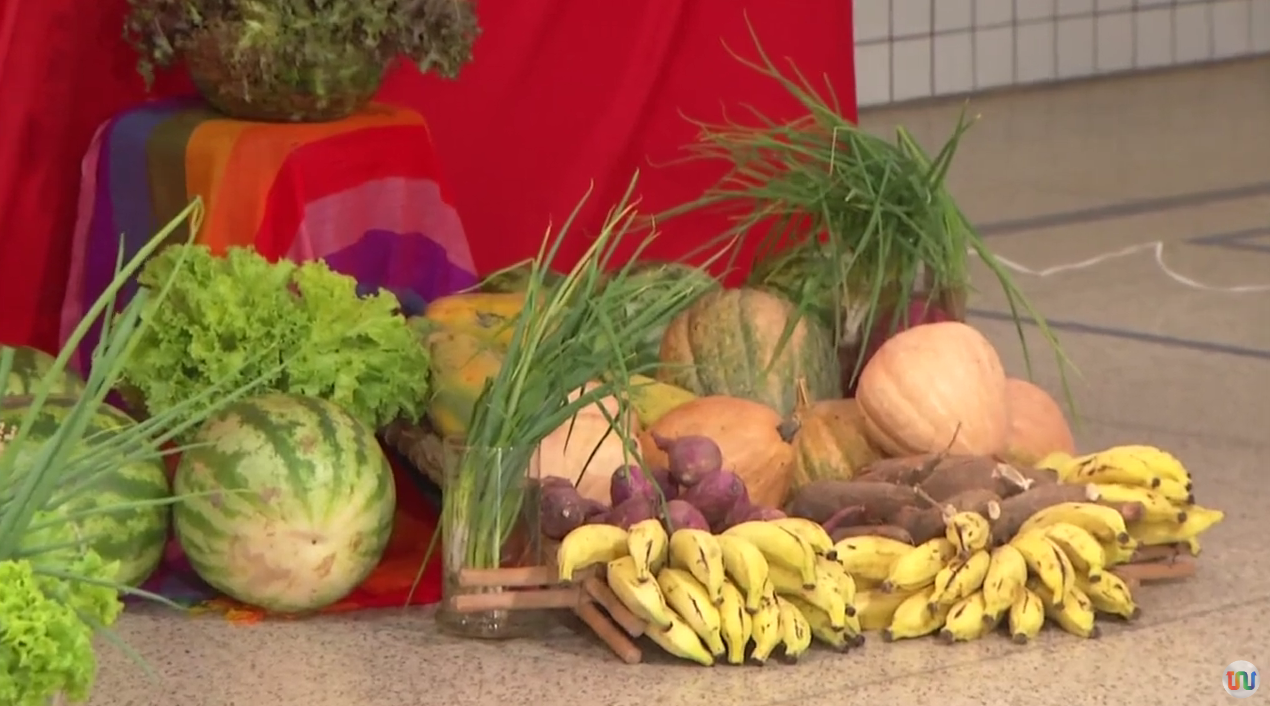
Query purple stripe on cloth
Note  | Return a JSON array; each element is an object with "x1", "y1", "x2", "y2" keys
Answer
[{"x1": 323, "y1": 229, "x2": 477, "y2": 317}]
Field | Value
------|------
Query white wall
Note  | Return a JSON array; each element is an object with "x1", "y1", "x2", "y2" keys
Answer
[{"x1": 854, "y1": 0, "x2": 1270, "y2": 107}]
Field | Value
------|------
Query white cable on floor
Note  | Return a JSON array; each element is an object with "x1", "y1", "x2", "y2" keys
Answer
[{"x1": 976, "y1": 241, "x2": 1270, "y2": 293}]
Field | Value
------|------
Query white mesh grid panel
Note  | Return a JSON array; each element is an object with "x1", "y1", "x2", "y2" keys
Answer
[{"x1": 854, "y1": 0, "x2": 1270, "y2": 107}]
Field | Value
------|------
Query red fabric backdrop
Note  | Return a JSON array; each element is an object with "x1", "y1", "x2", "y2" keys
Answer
[{"x1": 0, "y1": 0, "x2": 855, "y2": 353}]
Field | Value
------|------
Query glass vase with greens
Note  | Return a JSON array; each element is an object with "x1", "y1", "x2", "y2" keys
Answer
[
  {"x1": 435, "y1": 175, "x2": 723, "y2": 638},
  {"x1": 0, "y1": 200, "x2": 284, "y2": 705},
  {"x1": 657, "y1": 20, "x2": 1072, "y2": 399}
]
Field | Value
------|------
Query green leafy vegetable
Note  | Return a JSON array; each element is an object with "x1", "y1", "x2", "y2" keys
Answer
[{"x1": 120, "y1": 245, "x2": 431, "y2": 430}]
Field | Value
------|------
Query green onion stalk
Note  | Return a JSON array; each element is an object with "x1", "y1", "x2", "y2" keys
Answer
[
  {"x1": 443, "y1": 174, "x2": 725, "y2": 573},
  {"x1": 653, "y1": 17, "x2": 1075, "y2": 407},
  {"x1": 0, "y1": 199, "x2": 289, "y2": 706}
]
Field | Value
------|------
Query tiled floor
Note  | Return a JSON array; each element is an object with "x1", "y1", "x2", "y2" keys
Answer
[{"x1": 91, "y1": 59, "x2": 1270, "y2": 705}]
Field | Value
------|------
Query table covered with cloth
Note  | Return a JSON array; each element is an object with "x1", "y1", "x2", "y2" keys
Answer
[{"x1": 57, "y1": 97, "x2": 473, "y2": 618}]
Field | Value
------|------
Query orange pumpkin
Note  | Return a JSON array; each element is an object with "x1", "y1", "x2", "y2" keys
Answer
[
  {"x1": 855, "y1": 321, "x2": 1009, "y2": 456},
  {"x1": 1002, "y1": 378, "x2": 1076, "y2": 467},
  {"x1": 639, "y1": 396, "x2": 795, "y2": 508},
  {"x1": 789, "y1": 381, "x2": 881, "y2": 491}
]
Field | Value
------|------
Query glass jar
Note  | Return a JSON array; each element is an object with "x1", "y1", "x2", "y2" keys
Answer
[{"x1": 434, "y1": 440, "x2": 550, "y2": 639}]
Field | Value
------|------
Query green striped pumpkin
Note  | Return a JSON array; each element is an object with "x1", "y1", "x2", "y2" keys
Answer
[
  {"x1": 173, "y1": 393, "x2": 396, "y2": 613},
  {"x1": 614, "y1": 261, "x2": 718, "y2": 370},
  {"x1": 2, "y1": 345, "x2": 86, "y2": 398},
  {"x1": 656, "y1": 287, "x2": 838, "y2": 417},
  {"x1": 0, "y1": 397, "x2": 170, "y2": 586}
]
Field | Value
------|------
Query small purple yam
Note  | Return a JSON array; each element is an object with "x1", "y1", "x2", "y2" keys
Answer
[
  {"x1": 652, "y1": 432, "x2": 723, "y2": 487},
  {"x1": 540, "y1": 485, "x2": 594, "y2": 540},
  {"x1": 745, "y1": 506, "x2": 787, "y2": 522},
  {"x1": 663, "y1": 499, "x2": 710, "y2": 532},
  {"x1": 680, "y1": 470, "x2": 749, "y2": 528},
  {"x1": 606, "y1": 494, "x2": 659, "y2": 529},
  {"x1": 609, "y1": 464, "x2": 661, "y2": 507},
  {"x1": 650, "y1": 467, "x2": 679, "y2": 501}
]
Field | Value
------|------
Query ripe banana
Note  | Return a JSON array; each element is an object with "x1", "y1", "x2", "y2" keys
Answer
[
  {"x1": 1099, "y1": 536, "x2": 1140, "y2": 566},
  {"x1": 1091, "y1": 483, "x2": 1187, "y2": 523},
  {"x1": 628, "y1": 518, "x2": 669, "y2": 582},
  {"x1": 645, "y1": 616, "x2": 715, "y2": 666},
  {"x1": 1043, "y1": 522, "x2": 1107, "y2": 582},
  {"x1": 606, "y1": 556, "x2": 675, "y2": 630},
  {"x1": 882, "y1": 586, "x2": 951, "y2": 642},
  {"x1": 769, "y1": 517, "x2": 837, "y2": 558},
  {"x1": 714, "y1": 534, "x2": 771, "y2": 613},
  {"x1": 834, "y1": 535, "x2": 913, "y2": 583},
  {"x1": 940, "y1": 591, "x2": 995, "y2": 643},
  {"x1": 817, "y1": 555, "x2": 858, "y2": 616},
  {"x1": 1035, "y1": 451, "x2": 1075, "y2": 471},
  {"x1": 1033, "y1": 580, "x2": 1100, "y2": 639},
  {"x1": 717, "y1": 580, "x2": 753, "y2": 665},
  {"x1": 656, "y1": 568, "x2": 726, "y2": 656},
  {"x1": 1153, "y1": 477, "x2": 1192, "y2": 505},
  {"x1": 748, "y1": 597, "x2": 784, "y2": 664},
  {"x1": 1010, "y1": 531, "x2": 1075, "y2": 605},
  {"x1": 1007, "y1": 587, "x2": 1046, "y2": 644},
  {"x1": 785, "y1": 594, "x2": 853, "y2": 651},
  {"x1": 1060, "y1": 445, "x2": 1190, "y2": 490},
  {"x1": 557, "y1": 525, "x2": 629, "y2": 582},
  {"x1": 929, "y1": 549, "x2": 991, "y2": 607},
  {"x1": 1097, "y1": 444, "x2": 1191, "y2": 485},
  {"x1": 668, "y1": 529, "x2": 726, "y2": 605},
  {"x1": 1018, "y1": 502, "x2": 1133, "y2": 547},
  {"x1": 855, "y1": 588, "x2": 917, "y2": 631},
  {"x1": 1128, "y1": 505, "x2": 1225, "y2": 546},
  {"x1": 945, "y1": 511, "x2": 992, "y2": 558},
  {"x1": 881, "y1": 538, "x2": 956, "y2": 593},
  {"x1": 766, "y1": 559, "x2": 847, "y2": 628},
  {"x1": 982, "y1": 544, "x2": 1028, "y2": 620},
  {"x1": 775, "y1": 596, "x2": 812, "y2": 663},
  {"x1": 724, "y1": 521, "x2": 817, "y2": 588},
  {"x1": 1077, "y1": 571, "x2": 1139, "y2": 620}
]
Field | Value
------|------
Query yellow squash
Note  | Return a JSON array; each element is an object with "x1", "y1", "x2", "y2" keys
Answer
[
  {"x1": 422, "y1": 292, "x2": 526, "y2": 348},
  {"x1": 425, "y1": 327, "x2": 504, "y2": 437}
]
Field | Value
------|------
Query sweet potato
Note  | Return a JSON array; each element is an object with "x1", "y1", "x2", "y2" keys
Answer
[
  {"x1": 663, "y1": 499, "x2": 710, "y2": 532},
  {"x1": 919, "y1": 456, "x2": 1029, "y2": 502},
  {"x1": 990, "y1": 483, "x2": 1099, "y2": 543},
  {"x1": 784, "y1": 480, "x2": 921, "y2": 525},
  {"x1": 540, "y1": 485, "x2": 602, "y2": 540},
  {"x1": 680, "y1": 470, "x2": 749, "y2": 529},
  {"x1": 607, "y1": 495, "x2": 659, "y2": 529},
  {"x1": 830, "y1": 524, "x2": 915, "y2": 544}
]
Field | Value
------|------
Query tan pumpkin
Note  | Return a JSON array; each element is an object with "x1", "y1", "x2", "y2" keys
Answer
[
  {"x1": 639, "y1": 395, "x2": 795, "y2": 508},
  {"x1": 1001, "y1": 377, "x2": 1076, "y2": 467},
  {"x1": 855, "y1": 321, "x2": 1009, "y2": 456},
  {"x1": 789, "y1": 381, "x2": 882, "y2": 491},
  {"x1": 536, "y1": 382, "x2": 641, "y2": 505}
]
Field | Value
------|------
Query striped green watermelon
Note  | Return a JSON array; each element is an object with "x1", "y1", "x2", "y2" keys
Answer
[
  {"x1": 173, "y1": 393, "x2": 396, "y2": 613},
  {"x1": 0, "y1": 397, "x2": 170, "y2": 586},
  {"x1": 2, "y1": 345, "x2": 86, "y2": 398},
  {"x1": 613, "y1": 261, "x2": 718, "y2": 370}
]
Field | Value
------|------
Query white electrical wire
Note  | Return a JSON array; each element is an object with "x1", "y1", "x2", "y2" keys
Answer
[{"x1": 973, "y1": 240, "x2": 1270, "y2": 293}]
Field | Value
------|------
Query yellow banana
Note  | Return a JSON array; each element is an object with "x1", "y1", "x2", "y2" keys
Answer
[
  {"x1": 775, "y1": 596, "x2": 812, "y2": 663},
  {"x1": 1034, "y1": 580, "x2": 1100, "y2": 638},
  {"x1": 627, "y1": 518, "x2": 669, "y2": 582},
  {"x1": 1077, "y1": 571, "x2": 1139, "y2": 620},
  {"x1": 1099, "y1": 444, "x2": 1191, "y2": 485},
  {"x1": 855, "y1": 588, "x2": 917, "y2": 631},
  {"x1": 557, "y1": 524, "x2": 628, "y2": 582},
  {"x1": 834, "y1": 535, "x2": 914, "y2": 583},
  {"x1": 668, "y1": 529, "x2": 726, "y2": 605},
  {"x1": 1034, "y1": 451, "x2": 1075, "y2": 471},
  {"x1": 1043, "y1": 522, "x2": 1107, "y2": 582},
  {"x1": 723, "y1": 521, "x2": 817, "y2": 588},
  {"x1": 645, "y1": 615, "x2": 715, "y2": 666},
  {"x1": 929, "y1": 549, "x2": 991, "y2": 607},
  {"x1": 882, "y1": 538, "x2": 956, "y2": 593},
  {"x1": 714, "y1": 534, "x2": 770, "y2": 613},
  {"x1": 1007, "y1": 587, "x2": 1045, "y2": 644},
  {"x1": 945, "y1": 511, "x2": 993, "y2": 558},
  {"x1": 1062, "y1": 445, "x2": 1190, "y2": 489},
  {"x1": 940, "y1": 591, "x2": 994, "y2": 643},
  {"x1": 656, "y1": 568, "x2": 726, "y2": 656},
  {"x1": 606, "y1": 556, "x2": 675, "y2": 630},
  {"x1": 1018, "y1": 502, "x2": 1133, "y2": 547},
  {"x1": 748, "y1": 597, "x2": 784, "y2": 664},
  {"x1": 1153, "y1": 477, "x2": 1192, "y2": 504},
  {"x1": 717, "y1": 580, "x2": 753, "y2": 665},
  {"x1": 766, "y1": 560, "x2": 847, "y2": 629},
  {"x1": 1091, "y1": 483, "x2": 1187, "y2": 523},
  {"x1": 817, "y1": 555, "x2": 858, "y2": 616},
  {"x1": 1128, "y1": 505, "x2": 1225, "y2": 546},
  {"x1": 769, "y1": 517, "x2": 837, "y2": 558},
  {"x1": 882, "y1": 586, "x2": 951, "y2": 642},
  {"x1": 1099, "y1": 536, "x2": 1140, "y2": 566},
  {"x1": 785, "y1": 594, "x2": 852, "y2": 651},
  {"x1": 982, "y1": 544, "x2": 1028, "y2": 621},
  {"x1": 1010, "y1": 531, "x2": 1075, "y2": 605}
]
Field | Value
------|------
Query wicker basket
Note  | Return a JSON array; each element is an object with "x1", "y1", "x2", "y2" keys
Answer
[
  {"x1": 381, "y1": 416, "x2": 447, "y2": 487},
  {"x1": 183, "y1": 25, "x2": 385, "y2": 123}
]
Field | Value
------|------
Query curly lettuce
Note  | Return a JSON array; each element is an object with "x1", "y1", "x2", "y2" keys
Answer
[{"x1": 119, "y1": 245, "x2": 430, "y2": 428}]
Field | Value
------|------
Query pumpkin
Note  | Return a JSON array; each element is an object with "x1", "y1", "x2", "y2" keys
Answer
[
  {"x1": 788, "y1": 381, "x2": 882, "y2": 491},
  {"x1": 612, "y1": 261, "x2": 718, "y2": 369},
  {"x1": 1001, "y1": 378, "x2": 1076, "y2": 467},
  {"x1": 424, "y1": 327, "x2": 504, "y2": 437},
  {"x1": 625, "y1": 375, "x2": 697, "y2": 427},
  {"x1": 537, "y1": 382, "x2": 641, "y2": 505},
  {"x1": 422, "y1": 292, "x2": 527, "y2": 348},
  {"x1": 638, "y1": 395, "x2": 796, "y2": 508},
  {"x1": 855, "y1": 321, "x2": 1009, "y2": 456},
  {"x1": 657, "y1": 288, "x2": 838, "y2": 417}
]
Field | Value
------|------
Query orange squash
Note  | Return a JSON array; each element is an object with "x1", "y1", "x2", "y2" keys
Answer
[
  {"x1": 1002, "y1": 378, "x2": 1076, "y2": 467},
  {"x1": 855, "y1": 321, "x2": 1009, "y2": 456},
  {"x1": 639, "y1": 396, "x2": 795, "y2": 508},
  {"x1": 789, "y1": 381, "x2": 881, "y2": 491},
  {"x1": 536, "y1": 382, "x2": 641, "y2": 505}
]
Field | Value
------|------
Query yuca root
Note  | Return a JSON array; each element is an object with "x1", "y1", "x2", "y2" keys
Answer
[
  {"x1": 784, "y1": 480, "x2": 921, "y2": 526},
  {"x1": 989, "y1": 483, "x2": 1099, "y2": 543},
  {"x1": 918, "y1": 456, "x2": 1030, "y2": 502}
]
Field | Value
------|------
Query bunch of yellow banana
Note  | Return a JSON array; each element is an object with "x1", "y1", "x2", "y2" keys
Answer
[{"x1": 1042, "y1": 445, "x2": 1225, "y2": 556}]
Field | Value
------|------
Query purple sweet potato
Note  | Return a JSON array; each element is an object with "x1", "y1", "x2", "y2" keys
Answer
[
  {"x1": 650, "y1": 467, "x2": 679, "y2": 501},
  {"x1": 680, "y1": 470, "x2": 749, "y2": 528},
  {"x1": 651, "y1": 432, "x2": 723, "y2": 486},
  {"x1": 821, "y1": 505, "x2": 867, "y2": 534},
  {"x1": 540, "y1": 484, "x2": 596, "y2": 540},
  {"x1": 744, "y1": 506, "x2": 786, "y2": 522},
  {"x1": 610, "y1": 464, "x2": 661, "y2": 507},
  {"x1": 607, "y1": 494, "x2": 659, "y2": 529},
  {"x1": 784, "y1": 480, "x2": 921, "y2": 526},
  {"x1": 663, "y1": 499, "x2": 710, "y2": 532}
]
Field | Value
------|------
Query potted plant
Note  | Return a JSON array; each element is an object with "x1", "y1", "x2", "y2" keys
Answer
[{"x1": 123, "y1": 0, "x2": 480, "y2": 122}]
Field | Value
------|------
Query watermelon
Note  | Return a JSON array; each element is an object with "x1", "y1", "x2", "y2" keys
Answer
[
  {"x1": 0, "y1": 397, "x2": 170, "y2": 586},
  {"x1": 173, "y1": 393, "x2": 396, "y2": 613},
  {"x1": 2, "y1": 345, "x2": 86, "y2": 398},
  {"x1": 613, "y1": 261, "x2": 718, "y2": 370}
]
